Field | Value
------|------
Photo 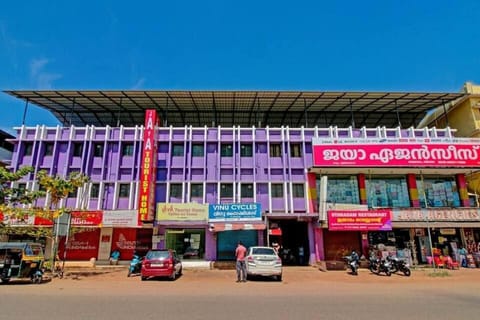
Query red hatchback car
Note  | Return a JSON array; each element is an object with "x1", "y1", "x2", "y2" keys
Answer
[{"x1": 141, "y1": 249, "x2": 182, "y2": 281}]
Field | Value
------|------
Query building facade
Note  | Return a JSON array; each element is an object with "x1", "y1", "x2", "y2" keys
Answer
[{"x1": 3, "y1": 90, "x2": 480, "y2": 268}]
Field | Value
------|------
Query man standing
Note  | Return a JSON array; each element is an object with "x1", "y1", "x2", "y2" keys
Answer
[{"x1": 235, "y1": 241, "x2": 247, "y2": 282}]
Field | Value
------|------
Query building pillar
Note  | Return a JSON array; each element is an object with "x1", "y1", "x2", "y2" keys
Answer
[
  {"x1": 407, "y1": 174, "x2": 420, "y2": 207},
  {"x1": 307, "y1": 172, "x2": 318, "y2": 213},
  {"x1": 314, "y1": 227, "x2": 325, "y2": 261},
  {"x1": 358, "y1": 174, "x2": 367, "y2": 205},
  {"x1": 456, "y1": 173, "x2": 470, "y2": 207}
]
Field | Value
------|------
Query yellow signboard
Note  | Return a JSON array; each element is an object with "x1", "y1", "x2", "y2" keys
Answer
[{"x1": 156, "y1": 203, "x2": 208, "y2": 221}]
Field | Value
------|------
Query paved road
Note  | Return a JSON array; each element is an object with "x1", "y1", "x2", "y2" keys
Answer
[{"x1": 0, "y1": 267, "x2": 479, "y2": 320}]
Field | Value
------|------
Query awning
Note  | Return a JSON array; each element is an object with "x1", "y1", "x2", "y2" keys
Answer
[
  {"x1": 209, "y1": 222, "x2": 266, "y2": 232},
  {"x1": 269, "y1": 228, "x2": 282, "y2": 236},
  {"x1": 393, "y1": 222, "x2": 480, "y2": 228}
]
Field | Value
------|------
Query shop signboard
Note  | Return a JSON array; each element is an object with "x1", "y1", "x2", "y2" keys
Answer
[
  {"x1": 33, "y1": 211, "x2": 103, "y2": 227},
  {"x1": 0, "y1": 212, "x2": 35, "y2": 226},
  {"x1": 312, "y1": 137, "x2": 480, "y2": 167},
  {"x1": 328, "y1": 210, "x2": 392, "y2": 231},
  {"x1": 103, "y1": 210, "x2": 138, "y2": 227},
  {"x1": 156, "y1": 203, "x2": 209, "y2": 221},
  {"x1": 393, "y1": 208, "x2": 480, "y2": 221},
  {"x1": 208, "y1": 203, "x2": 262, "y2": 222},
  {"x1": 59, "y1": 229, "x2": 100, "y2": 260},
  {"x1": 138, "y1": 109, "x2": 159, "y2": 223}
]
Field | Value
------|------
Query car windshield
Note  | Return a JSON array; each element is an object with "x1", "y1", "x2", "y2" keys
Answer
[
  {"x1": 252, "y1": 248, "x2": 275, "y2": 255},
  {"x1": 146, "y1": 251, "x2": 170, "y2": 260}
]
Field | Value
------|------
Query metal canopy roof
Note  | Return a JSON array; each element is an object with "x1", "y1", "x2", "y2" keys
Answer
[{"x1": 4, "y1": 90, "x2": 465, "y2": 128}]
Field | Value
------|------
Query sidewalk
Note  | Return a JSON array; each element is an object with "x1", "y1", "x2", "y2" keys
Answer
[{"x1": 55, "y1": 259, "x2": 213, "y2": 278}]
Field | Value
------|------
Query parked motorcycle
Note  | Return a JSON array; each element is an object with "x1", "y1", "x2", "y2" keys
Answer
[
  {"x1": 368, "y1": 253, "x2": 380, "y2": 274},
  {"x1": 344, "y1": 255, "x2": 359, "y2": 275},
  {"x1": 387, "y1": 256, "x2": 411, "y2": 277},
  {"x1": 127, "y1": 254, "x2": 143, "y2": 277},
  {"x1": 377, "y1": 258, "x2": 392, "y2": 276},
  {"x1": 280, "y1": 248, "x2": 296, "y2": 265}
]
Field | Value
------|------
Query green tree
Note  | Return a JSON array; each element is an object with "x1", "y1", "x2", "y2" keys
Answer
[
  {"x1": 0, "y1": 166, "x2": 43, "y2": 218},
  {"x1": 0, "y1": 168, "x2": 90, "y2": 269}
]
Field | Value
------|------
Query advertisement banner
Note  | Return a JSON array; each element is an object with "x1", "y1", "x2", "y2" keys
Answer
[
  {"x1": 156, "y1": 203, "x2": 209, "y2": 221},
  {"x1": 138, "y1": 109, "x2": 159, "y2": 223},
  {"x1": 58, "y1": 229, "x2": 100, "y2": 260},
  {"x1": 1, "y1": 212, "x2": 35, "y2": 226},
  {"x1": 392, "y1": 208, "x2": 480, "y2": 221},
  {"x1": 103, "y1": 210, "x2": 138, "y2": 227},
  {"x1": 33, "y1": 211, "x2": 103, "y2": 227},
  {"x1": 111, "y1": 228, "x2": 137, "y2": 260},
  {"x1": 313, "y1": 139, "x2": 480, "y2": 167},
  {"x1": 328, "y1": 210, "x2": 392, "y2": 231},
  {"x1": 208, "y1": 203, "x2": 262, "y2": 222}
]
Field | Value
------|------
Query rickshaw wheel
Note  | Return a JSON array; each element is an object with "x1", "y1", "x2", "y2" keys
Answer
[
  {"x1": 31, "y1": 275, "x2": 42, "y2": 284},
  {"x1": 1, "y1": 278, "x2": 10, "y2": 284}
]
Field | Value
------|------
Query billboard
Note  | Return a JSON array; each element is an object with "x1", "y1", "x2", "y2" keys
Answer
[
  {"x1": 156, "y1": 203, "x2": 209, "y2": 221},
  {"x1": 328, "y1": 210, "x2": 392, "y2": 231},
  {"x1": 138, "y1": 109, "x2": 159, "y2": 222},
  {"x1": 208, "y1": 203, "x2": 262, "y2": 222}
]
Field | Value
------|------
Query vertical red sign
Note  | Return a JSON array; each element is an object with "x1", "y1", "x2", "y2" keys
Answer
[{"x1": 138, "y1": 109, "x2": 158, "y2": 223}]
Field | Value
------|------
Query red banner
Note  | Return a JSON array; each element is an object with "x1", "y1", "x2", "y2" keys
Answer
[
  {"x1": 328, "y1": 210, "x2": 392, "y2": 231},
  {"x1": 138, "y1": 109, "x2": 159, "y2": 223},
  {"x1": 313, "y1": 142, "x2": 480, "y2": 167},
  {"x1": 111, "y1": 228, "x2": 137, "y2": 260},
  {"x1": 111, "y1": 228, "x2": 152, "y2": 260},
  {"x1": 34, "y1": 211, "x2": 103, "y2": 226},
  {"x1": 58, "y1": 229, "x2": 100, "y2": 260}
]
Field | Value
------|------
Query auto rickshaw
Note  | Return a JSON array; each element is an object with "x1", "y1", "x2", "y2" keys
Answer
[{"x1": 0, "y1": 242, "x2": 44, "y2": 284}]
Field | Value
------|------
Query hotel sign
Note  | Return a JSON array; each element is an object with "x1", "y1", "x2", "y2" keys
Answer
[
  {"x1": 328, "y1": 210, "x2": 392, "y2": 231},
  {"x1": 156, "y1": 203, "x2": 209, "y2": 221},
  {"x1": 138, "y1": 110, "x2": 159, "y2": 223},
  {"x1": 312, "y1": 137, "x2": 480, "y2": 167}
]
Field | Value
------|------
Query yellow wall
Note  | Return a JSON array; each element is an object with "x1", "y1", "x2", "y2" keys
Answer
[{"x1": 420, "y1": 82, "x2": 480, "y2": 196}]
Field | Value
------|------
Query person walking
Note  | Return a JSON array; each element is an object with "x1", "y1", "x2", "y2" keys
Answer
[
  {"x1": 235, "y1": 241, "x2": 247, "y2": 282},
  {"x1": 458, "y1": 246, "x2": 468, "y2": 268}
]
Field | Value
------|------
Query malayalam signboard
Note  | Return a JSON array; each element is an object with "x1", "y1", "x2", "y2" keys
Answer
[
  {"x1": 103, "y1": 210, "x2": 138, "y2": 227},
  {"x1": 208, "y1": 203, "x2": 262, "y2": 222},
  {"x1": 33, "y1": 211, "x2": 103, "y2": 227},
  {"x1": 156, "y1": 203, "x2": 208, "y2": 221},
  {"x1": 393, "y1": 208, "x2": 480, "y2": 221},
  {"x1": 328, "y1": 210, "x2": 392, "y2": 231},
  {"x1": 312, "y1": 137, "x2": 480, "y2": 167}
]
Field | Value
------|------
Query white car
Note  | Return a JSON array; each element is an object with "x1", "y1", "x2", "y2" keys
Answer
[{"x1": 245, "y1": 246, "x2": 282, "y2": 281}]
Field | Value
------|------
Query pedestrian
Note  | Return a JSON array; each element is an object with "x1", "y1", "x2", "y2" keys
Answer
[
  {"x1": 109, "y1": 248, "x2": 121, "y2": 265},
  {"x1": 298, "y1": 246, "x2": 305, "y2": 265},
  {"x1": 272, "y1": 242, "x2": 280, "y2": 255},
  {"x1": 235, "y1": 241, "x2": 247, "y2": 282},
  {"x1": 458, "y1": 246, "x2": 467, "y2": 268}
]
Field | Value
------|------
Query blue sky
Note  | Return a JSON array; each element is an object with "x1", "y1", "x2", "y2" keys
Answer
[{"x1": 1, "y1": 1, "x2": 479, "y2": 134}]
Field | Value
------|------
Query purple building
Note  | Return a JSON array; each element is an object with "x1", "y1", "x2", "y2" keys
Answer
[{"x1": 5, "y1": 90, "x2": 480, "y2": 267}]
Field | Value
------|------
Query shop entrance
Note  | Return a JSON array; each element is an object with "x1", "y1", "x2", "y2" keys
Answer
[
  {"x1": 269, "y1": 220, "x2": 309, "y2": 266},
  {"x1": 217, "y1": 230, "x2": 258, "y2": 261},
  {"x1": 165, "y1": 229, "x2": 205, "y2": 260}
]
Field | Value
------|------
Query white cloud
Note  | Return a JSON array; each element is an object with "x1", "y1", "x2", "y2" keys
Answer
[
  {"x1": 30, "y1": 58, "x2": 49, "y2": 77},
  {"x1": 131, "y1": 77, "x2": 146, "y2": 90},
  {"x1": 29, "y1": 58, "x2": 62, "y2": 89}
]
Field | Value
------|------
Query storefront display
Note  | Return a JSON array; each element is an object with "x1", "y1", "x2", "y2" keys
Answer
[
  {"x1": 165, "y1": 228, "x2": 205, "y2": 259},
  {"x1": 366, "y1": 178, "x2": 410, "y2": 208},
  {"x1": 417, "y1": 177, "x2": 461, "y2": 208}
]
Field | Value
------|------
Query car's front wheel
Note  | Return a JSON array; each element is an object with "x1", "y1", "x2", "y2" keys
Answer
[{"x1": 276, "y1": 274, "x2": 282, "y2": 281}]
